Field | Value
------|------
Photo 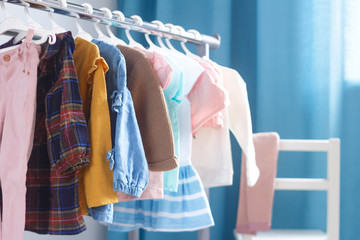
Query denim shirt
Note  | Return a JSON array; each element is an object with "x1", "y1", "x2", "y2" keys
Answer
[{"x1": 89, "y1": 40, "x2": 148, "y2": 223}]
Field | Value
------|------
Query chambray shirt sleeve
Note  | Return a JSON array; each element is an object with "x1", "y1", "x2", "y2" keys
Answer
[
  {"x1": 106, "y1": 50, "x2": 148, "y2": 198},
  {"x1": 46, "y1": 37, "x2": 90, "y2": 176}
]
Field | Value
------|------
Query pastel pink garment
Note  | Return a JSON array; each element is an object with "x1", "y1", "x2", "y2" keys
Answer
[
  {"x1": 134, "y1": 47, "x2": 173, "y2": 89},
  {"x1": 194, "y1": 59, "x2": 227, "y2": 130},
  {"x1": 0, "y1": 30, "x2": 40, "y2": 240},
  {"x1": 192, "y1": 64, "x2": 259, "y2": 188},
  {"x1": 235, "y1": 132, "x2": 280, "y2": 235},
  {"x1": 117, "y1": 171, "x2": 163, "y2": 201},
  {"x1": 188, "y1": 60, "x2": 228, "y2": 134}
]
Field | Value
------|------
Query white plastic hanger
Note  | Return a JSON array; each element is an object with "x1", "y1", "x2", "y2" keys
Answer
[
  {"x1": 124, "y1": 15, "x2": 145, "y2": 48},
  {"x1": 21, "y1": 1, "x2": 56, "y2": 44},
  {"x1": 109, "y1": 11, "x2": 127, "y2": 45},
  {"x1": 0, "y1": 1, "x2": 54, "y2": 45},
  {"x1": 93, "y1": 6, "x2": 109, "y2": 41},
  {"x1": 48, "y1": 9, "x2": 66, "y2": 34},
  {"x1": 108, "y1": 10, "x2": 127, "y2": 45},
  {"x1": 35, "y1": 0, "x2": 66, "y2": 34},
  {"x1": 129, "y1": 15, "x2": 152, "y2": 49},
  {"x1": 75, "y1": 3, "x2": 93, "y2": 41},
  {"x1": 164, "y1": 23, "x2": 184, "y2": 55},
  {"x1": 142, "y1": 21, "x2": 159, "y2": 51},
  {"x1": 0, "y1": 1, "x2": 28, "y2": 39},
  {"x1": 180, "y1": 28, "x2": 202, "y2": 58},
  {"x1": 144, "y1": 30, "x2": 157, "y2": 51},
  {"x1": 96, "y1": 7, "x2": 122, "y2": 46},
  {"x1": 151, "y1": 20, "x2": 169, "y2": 50}
]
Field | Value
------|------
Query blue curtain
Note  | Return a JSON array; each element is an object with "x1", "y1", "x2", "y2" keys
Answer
[{"x1": 108, "y1": 0, "x2": 359, "y2": 239}]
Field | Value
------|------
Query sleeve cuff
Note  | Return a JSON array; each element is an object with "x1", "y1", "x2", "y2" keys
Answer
[
  {"x1": 113, "y1": 181, "x2": 147, "y2": 198},
  {"x1": 148, "y1": 156, "x2": 179, "y2": 172},
  {"x1": 53, "y1": 150, "x2": 89, "y2": 175}
]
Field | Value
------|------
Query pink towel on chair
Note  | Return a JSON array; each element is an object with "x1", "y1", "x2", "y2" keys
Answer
[{"x1": 235, "y1": 132, "x2": 280, "y2": 235}]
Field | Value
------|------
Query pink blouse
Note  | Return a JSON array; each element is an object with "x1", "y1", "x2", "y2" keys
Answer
[{"x1": 188, "y1": 58, "x2": 228, "y2": 134}]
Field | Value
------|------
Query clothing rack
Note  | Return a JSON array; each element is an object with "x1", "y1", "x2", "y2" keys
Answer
[
  {"x1": 2, "y1": 1, "x2": 220, "y2": 239},
  {"x1": 3, "y1": 0, "x2": 221, "y2": 57}
]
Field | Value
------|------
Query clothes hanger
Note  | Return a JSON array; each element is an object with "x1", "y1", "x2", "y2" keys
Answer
[
  {"x1": 35, "y1": 0, "x2": 66, "y2": 34},
  {"x1": 0, "y1": 1, "x2": 28, "y2": 38},
  {"x1": 91, "y1": 5, "x2": 110, "y2": 41},
  {"x1": 151, "y1": 20, "x2": 169, "y2": 50},
  {"x1": 164, "y1": 23, "x2": 184, "y2": 55},
  {"x1": 189, "y1": 29, "x2": 210, "y2": 60},
  {"x1": 144, "y1": 30, "x2": 158, "y2": 51},
  {"x1": 97, "y1": 7, "x2": 127, "y2": 46},
  {"x1": 179, "y1": 27, "x2": 202, "y2": 59},
  {"x1": 21, "y1": 1, "x2": 56, "y2": 44},
  {"x1": 0, "y1": 1, "x2": 54, "y2": 45},
  {"x1": 48, "y1": 9, "x2": 66, "y2": 34},
  {"x1": 124, "y1": 15, "x2": 145, "y2": 48},
  {"x1": 106, "y1": 10, "x2": 126, "y2": 45},
  {"x1": 143, "y1": 20, "x2": 160, "y2": 51},
  {"x1": 129, "y1": 15, "x2": 153, "y2": 49},
  {"x1": 75, "y1": 3, "x2": 93, "y2": 41}
]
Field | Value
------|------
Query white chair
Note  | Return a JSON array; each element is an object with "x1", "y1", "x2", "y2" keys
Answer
[{"x1": 234, "y1": 138, "x2": 340, "y2": 240}]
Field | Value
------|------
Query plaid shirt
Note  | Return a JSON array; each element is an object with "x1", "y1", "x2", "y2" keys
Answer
[{"x1": 0, "y1": 32, "x2": 90, "y2": 234}]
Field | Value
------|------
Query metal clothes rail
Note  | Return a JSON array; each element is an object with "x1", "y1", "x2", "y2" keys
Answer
[{"x1": 2, "y1": 0, "x2": 221, "y2": 56}]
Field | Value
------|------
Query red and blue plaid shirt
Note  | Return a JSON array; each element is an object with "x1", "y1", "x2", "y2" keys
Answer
[{"x1": 0, "y1": 32, "x2": 90, "y2": 235}]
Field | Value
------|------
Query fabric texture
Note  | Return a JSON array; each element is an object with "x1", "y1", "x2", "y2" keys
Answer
[
  {"x1": 235, "y1": 132, "x2": 279, "y2": 234},
  {"x1": 195, "y1": 58, "x2": 227, "y2": 130},
  {"x1": 109, "y1": 52, "x2": 214, "y2": 232},
  {"x1": 219, "y1": 65, "x2": 259, "y2": 187},
  {"x1": 135, "y1": 47, "x2": 184, "y2": 193},
  {"x1": 155, "y1": 50, "x2": 204, "y2": 192},
  {"x1": 44, "y1": 36, "x2": 91, "y2": 176},
  {"x1": 192, "y1": 64, "x2": 259, "y2": 188},
  {"x1": 116, "y1": 171, "x2": 164, "y2": 202},
  {"x1": 134, "y1": 47, "x2": 173, "y2": 90},
  {"x1": 87, "y1": 40, "x2": 148, "y2": 222},
  {"x1": 117, "y1": 45, "x2": 177, "y2": 172},
  {"x1": 73, "y1": 37, "x2": 118, "y2": 216},
  {"x1": 188, "y1": 59, "x2": 228, "y2": 135},
  {"x1": 94, "y1": 40, "x2": 148, "y2": 197},
  {"x1": 0, "y1": 32, "x2": 90, "y2": 235},
  {"x1": 0, "y1": 29, "x2": 40, "y2": 240},
  {"x1": 109, "y1": 165, "x2": 214, "y2": 232},
  {"x1": 161, "y1": 55, "x2": 184, "y2": 192}
]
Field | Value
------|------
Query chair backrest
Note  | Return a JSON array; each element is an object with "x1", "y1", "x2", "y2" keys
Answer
[
  {"x1": 273, "y1": 138, "x2": 340, "y2": 240},
  {"x1": 239, "y1": 138, "x2": 340, "y2": 240}
]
